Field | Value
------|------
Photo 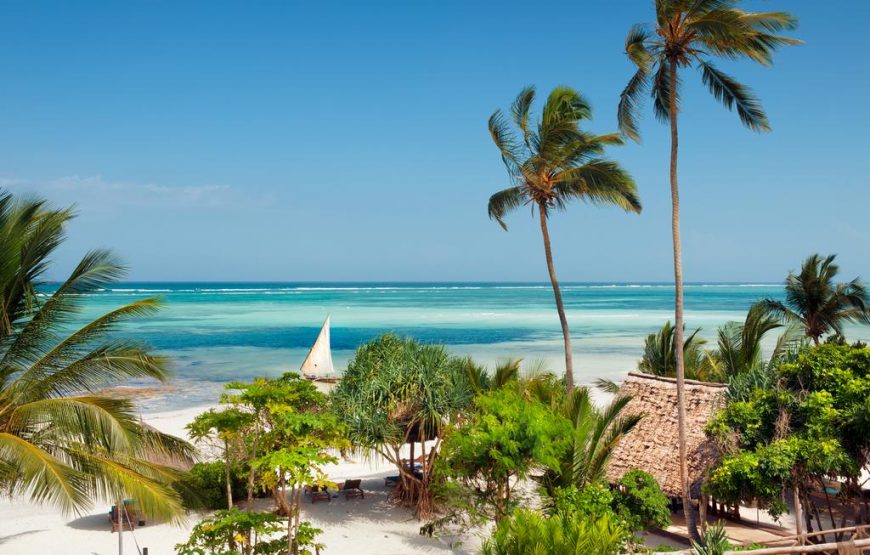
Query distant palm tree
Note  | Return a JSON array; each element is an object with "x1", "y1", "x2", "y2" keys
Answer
[
  {"x1": 715, "y1": 303, "x2": 789, "y2": 377},
  {"x1": 617, "y1": 2, "x2": 798, "y2": 538},
  {"x1": 638, "y1": 321, "x2": 719, "y2": 381},
  {"x1": 488, "y1": 86, "x2": 641, "y2": 394},
  {"x1": 760, "y1": 254, "x2": 870, "y2": 345},
  {"x1": 0, "y1": 190, "x2": 193, "y2": 519}
]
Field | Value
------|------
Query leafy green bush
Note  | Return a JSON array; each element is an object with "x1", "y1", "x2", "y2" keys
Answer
[
  {"x1": 174, "y1": 461, "x2": 248, "y2": 510},
  {"x1": 481, "y1": 508, "x2": 625, "y2": 555},
  {"x1": 175, "y1": 508, "x2": 287, "y2": 555},
  {"x1": 613, "y1": 470, "x2": 671, "y2": 531}
]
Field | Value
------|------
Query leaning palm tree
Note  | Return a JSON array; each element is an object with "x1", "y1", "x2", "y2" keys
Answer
[
  {"x1": 617, "y1": 3, "x2": 798, "y2": 538},
  {"x1": 488, "y1": 86, "x2": 641, "y2": 394},
  {"x1": 0, "y1": 190, "x2": 194, "y2": 519},
  {"x1": 759, "y1": 254, "x2": 870, "y2": 345}
]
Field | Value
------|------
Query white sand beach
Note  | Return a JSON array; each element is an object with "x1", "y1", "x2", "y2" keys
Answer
[{"x1": 0, "y1": 405, "x2": 480, "y2": 555}]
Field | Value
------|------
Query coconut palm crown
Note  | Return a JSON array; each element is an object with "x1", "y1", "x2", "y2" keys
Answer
[
  {"x1": 617, "y1": 1, "x2": 800, "y2": 141},
  {"x1": 760, "y1": 254, "x2": 870, "y2": 344},
  {"x1": 488, "y1": 86, "x2": 641, "y2": 394},
  {"x1": 0, "y1": 190, "x2": 193, "y2": 519}
]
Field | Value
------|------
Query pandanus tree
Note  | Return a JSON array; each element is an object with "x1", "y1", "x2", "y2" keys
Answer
[
  {"x1": 760, "y1": 254, "x2": 870, "y2": 345},
  {"x1": 330, "y1": 334, "x2": 472, "y2": 517},
  {"x1": 617, "y1": 1, "x2": 798, "y2": 538},
  {"x1": 0, "y1": 190, "x2": 194, "y2": 519},
  {"x1": 488, "y1": 86, "x2": 641, "y2": 394}
]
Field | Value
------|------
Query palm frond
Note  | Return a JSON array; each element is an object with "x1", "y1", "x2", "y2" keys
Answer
[
  {"x1": 699, "y1": 61, "x2": 769, "y2": 131},
  {"x1": 488, "y1": 111, "x2": 525, "y2": 177},
  {"x1": 618, "y1": 67, "x2": 650, "y2": 142},
  {"x1": 553, "y1": 160, "x2": 642, "y2": 213},
  {"x1": 487, "y1": 186, "x2": 528, "y2": 231},
  {"x1": 652, "y1": 59, "x2": 675, "y2": 123},
  {"x1": 510, "y1": 86, "x2": 536, "y2": 145},
  {"x1": 0, "y1": 432, "x2": 88, "y2": 514}
]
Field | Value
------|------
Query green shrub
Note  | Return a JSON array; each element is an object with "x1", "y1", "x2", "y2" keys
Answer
[
  {"x1": 614, "y1": 469, "x2": 671, "y2": 531},
  {"x1": 481, "y1": 508, "x2": 625, "y2": 555},
  {"x1": 174, "y1": 461, "x2": 248, "y2": 510}
]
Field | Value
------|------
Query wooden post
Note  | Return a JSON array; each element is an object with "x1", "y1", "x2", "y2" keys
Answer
[
  {"x1": 794, "y1": 486, "x2": 805, "y2": 545},
  {"x1": 699, "y1": 494, "x2": 708, "y2": 533},
  {"x1": 117, "y1": 498, "x2": 124, "y2": 555}
]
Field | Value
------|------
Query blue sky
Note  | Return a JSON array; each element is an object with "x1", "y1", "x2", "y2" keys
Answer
[{"x1": 1, "y1": 1, "x2": 867, "y2": 282}]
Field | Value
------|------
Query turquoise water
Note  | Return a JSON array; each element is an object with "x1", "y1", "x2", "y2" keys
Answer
[{"x1": 68, "y1": 282, "x2": 869, "y2": 411}]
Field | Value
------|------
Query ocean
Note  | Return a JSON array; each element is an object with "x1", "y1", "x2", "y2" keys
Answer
[{"x1": 68, "y1": 282, "x2": 870, "y2": 412}]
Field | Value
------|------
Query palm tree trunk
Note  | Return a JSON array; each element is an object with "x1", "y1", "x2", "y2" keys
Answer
[
  {"x1": 225, "y1": 438, "x2": 233, "y2": 510},
  {"x1": 668, "y1": 61, "x2": 699, "y2": 542},
  {"x1": 537, "y1": 203, "x2": 575, "y2": 394}
]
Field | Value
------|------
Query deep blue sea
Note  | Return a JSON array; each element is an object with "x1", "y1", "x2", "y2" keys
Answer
[{"x1": 68, "y1": 282, "x2": 870, "y2": 411}]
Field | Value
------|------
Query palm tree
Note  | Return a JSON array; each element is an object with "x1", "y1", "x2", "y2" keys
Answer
[
  {"x1": 715, "y1": 303, "x2": 787, "y2": 377},
  {"x1": 617, "y1": 3, "x2": 798, "y2": 538},
  {"x1": 638, "y1": 321, "x2": 719, "y2": 381},
  {"x1": 538, "y1": 387, "x2": 641, "y2": 495},
  {"x1": 0, "y1": 190, "x2": 194, "y2": 519},
  {"x1": 488, "y1": 86, "x2": 641, "y2": 394},
  {"x1": 760, "y1": 254, "x2": 870, "y2": 344}
]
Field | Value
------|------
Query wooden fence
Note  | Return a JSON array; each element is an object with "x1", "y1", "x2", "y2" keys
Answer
[
  {"x1": 726, "y1": 525, "x2": 870, "y2": 555},
  {"x1": 675, "y1": 525, "x2": 870, "y2": 555}
]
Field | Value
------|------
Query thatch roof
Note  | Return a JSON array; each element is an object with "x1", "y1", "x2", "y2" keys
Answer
[{"x1": 605, "y1": 372, "x2": 727, "y2": 499}]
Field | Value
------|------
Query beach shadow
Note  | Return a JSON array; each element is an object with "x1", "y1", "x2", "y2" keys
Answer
[
  {"x1": 0, "y1": 529, "x2": 46, "y2": 545},
  {"x1": 66, "y1": 513, "x2": 111, "y2": 531}
]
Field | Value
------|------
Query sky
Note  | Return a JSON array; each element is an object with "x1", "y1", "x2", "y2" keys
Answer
[{"x1": 0, "y1": 1, "x2": 867, "y2": 282}]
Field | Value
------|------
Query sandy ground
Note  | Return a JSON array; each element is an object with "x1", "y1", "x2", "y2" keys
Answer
[{"x1": 0, "y1": 404, "x2": 480, "y2": 555}]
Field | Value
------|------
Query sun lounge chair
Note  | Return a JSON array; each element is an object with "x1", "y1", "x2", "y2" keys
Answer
[
  {"x1": 385, "y1": 475, "x2": 399, "y2": 487},
  {"x1": 310, "y1": 485, "x2": 331, "y2": 504},
  {"x1": 108, "y1": 503, "x2": 140, "y2": 532},
  {"x1": 341, "y1": 479, "x2": 364, "y2": 500}
]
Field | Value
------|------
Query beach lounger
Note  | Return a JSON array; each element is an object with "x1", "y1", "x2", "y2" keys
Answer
[
  {"x1": 384, "y1": 475, "x2": 399, "y2": 487},
  {"x1": 310, "y1": 485, "x2": 331, "y2": 504},
  {"x1": 341, "y1": 479, "x2": 364, "y2": 500},
  {"x1": 108, "y1": 503, "x2": 140, "y2": 532}
]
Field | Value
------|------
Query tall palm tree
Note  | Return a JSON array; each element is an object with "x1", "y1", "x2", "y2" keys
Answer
[
  {"x1": 0, "y1": 190, "x2": 194, "y2": 519},
  {"x1": 760, "y1": 254, "x2": 870, "y2": 344},
  {"x1": 488, "y1": 86, "x2": 641, "y2": 394},
  {"x1": 616, "y1": 2, "x2": 798, "y2": 538}
]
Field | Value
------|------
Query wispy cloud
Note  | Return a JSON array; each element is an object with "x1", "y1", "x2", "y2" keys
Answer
[{"x1": 0, "y1": 175, "x2": 238, "y2": 211}]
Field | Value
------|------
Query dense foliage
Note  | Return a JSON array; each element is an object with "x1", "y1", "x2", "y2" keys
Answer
[
  {"x1": 0, "y1": 189, "x2": 194, "y2": 519},
  {"x1": 173, "y1": 461, "x2": 249, "y2": 510},
  {"x1": 188, "y1": 373, "x2": 343, "y2": 554},
  {"x1": 613, "y1": 470, "x2": 671, "y2": 533},
  {"x1": 175, "y1": 508, "x2": 306, "y2": 555},
  {"x1": 435, "y1": 388, "x2": 571, "y2": 524},
  {"x1": 706, "y1": 343, "x2": 870, "y2": 528}
]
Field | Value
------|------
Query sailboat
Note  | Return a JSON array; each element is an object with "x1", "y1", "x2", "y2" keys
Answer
[{"x1": 300, "y1": 315, "x2": 340, "y2": 384}]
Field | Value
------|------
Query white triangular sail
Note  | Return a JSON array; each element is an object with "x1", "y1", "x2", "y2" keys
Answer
[{"x1": 300, "y1": 315, "x2": 335, "y2": 378}]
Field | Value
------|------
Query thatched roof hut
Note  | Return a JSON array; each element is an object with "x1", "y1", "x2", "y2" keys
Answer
[{"x1": 605, "y1": 372, "x2": 727, "y2": 499}]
